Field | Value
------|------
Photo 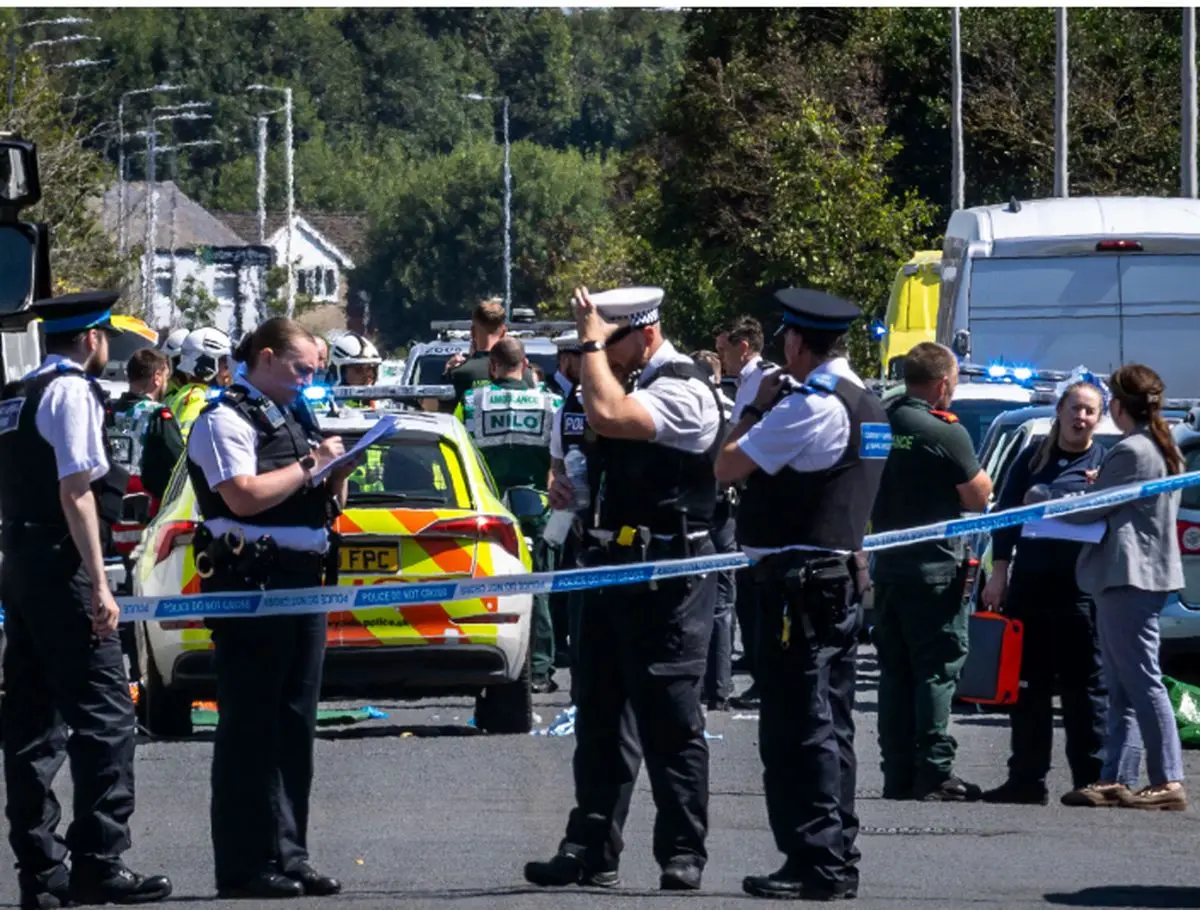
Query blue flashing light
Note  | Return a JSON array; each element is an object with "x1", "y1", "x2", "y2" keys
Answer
[
  {"x1": 303, "y1": 385, "x2": 329, "y2": 402},
  {"x1": 986, "y1": 364, "x2": 1007, "y2": 379},
  {"x1": 1011, "y1": 367, "x2": 1033, "y2": 382},
  {"x1": 869, "y1": 319, "x2": 887, "y2": 340},
  {"x1": 205, "y1": 388, "x2": 222, "y2": 400}
]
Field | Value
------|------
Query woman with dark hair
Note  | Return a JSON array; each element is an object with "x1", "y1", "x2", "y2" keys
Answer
[
  {"x1": 1060, "y1": 364, "x2": 1187, "y2": 811},
  {"x1": 981, "y1": 378, "x2": 1108, "y2": 805}
]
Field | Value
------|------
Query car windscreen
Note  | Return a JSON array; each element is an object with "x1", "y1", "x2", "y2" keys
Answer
[
  {"x1": 343, "y1": 435, "x2": 469, "y2": 509},
  {"x1": 951, "y1": 399, "x2": 1032, "y2": 452}
]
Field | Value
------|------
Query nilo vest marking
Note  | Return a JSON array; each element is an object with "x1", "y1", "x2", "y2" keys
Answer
[{"x1": 475, "y1": 387, "x2": 554, "y2": 448}]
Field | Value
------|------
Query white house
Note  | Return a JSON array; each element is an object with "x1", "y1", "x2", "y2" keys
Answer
[
  {"x1": 100, "y1": 182, "x2": 273, "y2": 337},
  {"x1": 215, "y1": 212, "x2": 365, "y2": 307}
]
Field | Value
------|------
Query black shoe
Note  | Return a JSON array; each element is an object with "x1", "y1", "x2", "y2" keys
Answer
[
  {"x1": 742, "y1": 867, "x2": 853, "y2": 901},
  {"x1": 881, "y1": 780, "x2": 914, "y2": 800},
  {"x1": 531, "y1": 677, "x2": 560, "y2": 695},
  {"x1": 731, "y1": 657, "x2": 750, "y2": 673},
  {"x1": 69, "y1": 865, "x2": 173, "y2": 905},
  {"x1": 523, "y1": 852, "x2": 619, "y2": 888},
  {"x1": 285, "y1": 862, "x2": 342, "y2": 896},
  {"x1": 917, "y1": 776, "x2": 983, "y2": 802},
  {"x1": 660, "y1": 858, "x2": 702, "y2": 891},
  {"x1": 217, "y1": 872, "x2": 304, "y2": 900},
  {"x1": 706, "y1": 697, "x2": 731, "y2": 712},
  {"x1": 981, "y1": 780, "x2": 1050, "y2": 806},
  {"x1": 729, "y1": 683, "x2": 760, "y2": 710}
]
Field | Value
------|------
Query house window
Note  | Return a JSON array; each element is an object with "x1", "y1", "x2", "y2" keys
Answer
[
  {"x1": 212, "y1": 276, "x2": 238, "y2": 302},
  {"x1": 155, "y1": 278, "x2": 172, "y2": 300},
  {"x1": 324, "y1": 268, "x2": 336, "y2": 297},
  {"x1": 297, "y1": 269, "x2": 309, "y2": 295}
]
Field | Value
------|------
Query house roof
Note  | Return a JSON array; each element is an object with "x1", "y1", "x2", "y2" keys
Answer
[
  {"x1": 100, "y1": 182, "x2": 250, "y2": 250},
  {"x1": 214, "y1": 211, "x2": 368, "y2": 268}
]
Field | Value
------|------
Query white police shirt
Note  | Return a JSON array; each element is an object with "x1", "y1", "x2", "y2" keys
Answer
[
  {"x1": 187, "y1": 378, "x2": 328, "y2": 553},
  {"x1": 630, "y1": 340, "x2": 721, "y2": 454},
  {"x1": 31, "y1": 355, "x2": 109, "y2": 481},
  {"x1": 550, "y1": 402, "x2": 566, "y2": 461},
  {"x1": 736, "y1": 356, "x2": 862, "y2": 558},
  {"x1": 732, "y1": 355, "x2": 779, "y2": 423}
]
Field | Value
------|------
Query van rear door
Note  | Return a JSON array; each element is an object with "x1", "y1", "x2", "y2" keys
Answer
[{"x1": 1117, "y1": 255, "x2": 1200, "y2": 389}]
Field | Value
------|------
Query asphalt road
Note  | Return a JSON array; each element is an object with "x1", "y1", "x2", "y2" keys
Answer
[{"x1": 4, "y1": 650, "x2": 1200, "y2": 909}]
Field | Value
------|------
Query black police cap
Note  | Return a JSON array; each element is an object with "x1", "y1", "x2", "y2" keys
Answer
[
  {"x1": 29, "y1": 291, "x2": 123, "y2": 336},
  {"x1": 773, "y1": 288, "x2": 860, "y2": 334}
]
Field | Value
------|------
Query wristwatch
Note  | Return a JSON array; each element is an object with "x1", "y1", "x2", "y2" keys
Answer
[
  {"x1": 299, "y1": 454, "x2": 316, "y2": 482},
  {"x1": 742, "y1": 404, "x2": 765, "y2": 421},
  {"x1": 580, "y1": 340, "x2": 605, "y2": 353}
]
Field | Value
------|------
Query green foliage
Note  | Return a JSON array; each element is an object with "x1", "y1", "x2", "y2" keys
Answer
[
  {"x1": 263, "y1": 265, "x2": 320, "y2": 319},
  {"x1": 354, "y1": 139, "x2": 615, "y2": 346},
  {"x1": 173, "y1": 275, "x2": 219, "y2": 329}
]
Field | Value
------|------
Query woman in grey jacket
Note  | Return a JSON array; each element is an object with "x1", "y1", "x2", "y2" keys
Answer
[{"x1": 1062, "y1": 364, "x2": 1186, "y2": 811}]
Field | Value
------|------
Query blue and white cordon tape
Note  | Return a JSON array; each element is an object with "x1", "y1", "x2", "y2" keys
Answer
[{"x1": 115, "y1": 469, "x2": 1200, "y2": 623}]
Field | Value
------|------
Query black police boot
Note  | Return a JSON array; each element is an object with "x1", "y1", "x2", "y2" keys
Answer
[
  {"x1": 660, "y1": 857, "x2": 703, "y2": 891},
  {"x1": 19, "y1": 869, "x2": 71, "y2": 910},
  {"x1": 69, "y1": 863, "x2": 173, "y2": 905},
  {"x1": 285, "y1": 862, "x2": 342, "y2": 896},
  {"x1": 981, "y1": 779, "x2": 1049, "y2": 806},
  {"x1": 916, "y1": 775, "x2": 983, "y2": 802},
  {"x1": 523, "y1": 850, "x2": 619, "y2": 888},
  {"x1": 216, "y1": 871, "x2": 304, "y2": 900},
  {"x1": 742, "y1": 863, "x2": 854, "y2": 901}
]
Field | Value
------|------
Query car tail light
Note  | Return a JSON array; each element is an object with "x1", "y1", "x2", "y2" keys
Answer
[
  {"x1": 420, "y1": 515, "x2": 522, "y2": 560},
  {"x1": 1095, "y1": 239, "x2": 1143, "y2": 252},
  {"x1": 1178, "y1": 520, "x2": 1200, "y2": 554},
  {"x1": 154, "y1": 520, "x2": 197, "y2": 566}
]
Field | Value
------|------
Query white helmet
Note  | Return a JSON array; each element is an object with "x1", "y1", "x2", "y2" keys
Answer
[
  {"x1": 329, "y1": 332, "x2": 381, "y2": 383},
  {"x1": 179, "y1": 326, "x2": 232, "y2": 382},
  {"x1": 161, "y1": 327, "x2": 189, "y2": 364}
]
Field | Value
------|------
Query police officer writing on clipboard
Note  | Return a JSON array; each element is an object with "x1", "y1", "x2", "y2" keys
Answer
[
  {"x1": 186, "y1": 317, "x2": 356, "y2": 900},
  {"x1": 714, "y1": 289, "x2": 890, "y2": 901},
  {"x1": 0, "y1": 293, "x2": 172, "y2": 909},
  {"x1": 524, "y1": 286, "x2": 723, "y2": 892}
]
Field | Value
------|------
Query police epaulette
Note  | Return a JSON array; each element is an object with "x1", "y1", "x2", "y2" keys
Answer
[
  {"x1": 930, "y1": 408, "x2": 959, "y2": 424},
  {"x1": 802, "y1": 372, "x2": 839, "y2": 395}
]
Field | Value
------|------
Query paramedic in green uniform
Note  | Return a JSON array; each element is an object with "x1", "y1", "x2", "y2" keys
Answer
[
  {"x1": 870, "y1": 341, "x2": 993, "y2": 802},
  {"x1": 457, "y1": 337, "x2": 562, "y2": 691}
]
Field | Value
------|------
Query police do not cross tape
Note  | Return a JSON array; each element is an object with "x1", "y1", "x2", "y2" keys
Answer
[{"x1": 113, "y1": 468, "x2": 1200, "y2": 624}]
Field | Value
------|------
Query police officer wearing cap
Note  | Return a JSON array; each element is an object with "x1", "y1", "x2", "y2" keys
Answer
[
  {"x1": 0, "y1": 292, "x2": 173, "y2": 908},
  {"x1": 714, "y1": 289, "x2": 890, "y2": 901},
  {"x1": 186, "y1": 317, "x2": 355, "y2": 900},
  {"x1": 525, "y1": 285, "x2": 723, "y2": 893}
]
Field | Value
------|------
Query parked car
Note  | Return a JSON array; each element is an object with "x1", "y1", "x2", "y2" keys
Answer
[{"x1": 130, "y1": 405, "x2": 537, "y2": 737}]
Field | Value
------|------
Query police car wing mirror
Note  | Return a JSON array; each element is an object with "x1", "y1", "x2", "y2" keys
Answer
[
  {"x1": 504, "y1": 486, "x2": 548, "y2": 521},
  {"x1": 0, "y1": 138, "x2": 40, "y2": 213},
  {"x1": 951, "y1": 329, "x2": 971, "y2": 358}
]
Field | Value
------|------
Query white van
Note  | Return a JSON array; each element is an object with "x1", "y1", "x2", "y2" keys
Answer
[{"x1": 938, "y1": 196, "x2": 1200, "y2": 392}]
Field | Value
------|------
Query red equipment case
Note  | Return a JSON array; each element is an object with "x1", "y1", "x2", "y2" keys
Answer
[{"x1": 956, "y1": 611, "x2": 1024, "y2": 705}]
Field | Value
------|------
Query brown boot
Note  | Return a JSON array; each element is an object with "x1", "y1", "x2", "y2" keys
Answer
[
  {"x1": 1060, "y1": 782, "x2": 1131, "y2": 807},
  {"x1": 1118, "y1": 784, "x2": 1188, "y2": 811}
]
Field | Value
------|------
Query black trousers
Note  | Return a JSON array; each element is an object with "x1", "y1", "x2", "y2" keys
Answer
[
  {"x1": 757, "y1": 567, "x2": 860, "y2": 891},
  {"x1": 734, "y1": 565, "x2": 758, "y2": 680},
  {"x1": 705, "y1": 506, "x2": 736, "y2": 703},
  {"x1": 562, "y1": 540, "x2": 716, "y2": 870},
  {"x1": 1003, "y1": 567, "x2": 1106, "y2": 790},
  {"x1": 1, "y1": 536, "x2": 136, "y2": 894},
  {"x1": 205, "y1": 570, "x2": 325, "y2": 889}
]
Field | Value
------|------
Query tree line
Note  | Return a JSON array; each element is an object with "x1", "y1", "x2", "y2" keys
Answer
[{"x1": 1, "y1": 7, "x2": 1190, "y2": 367}]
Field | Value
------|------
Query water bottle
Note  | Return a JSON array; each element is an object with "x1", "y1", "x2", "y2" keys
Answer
[{"x1": 564, "y1": 446, "x2": 591, "y2": 512}]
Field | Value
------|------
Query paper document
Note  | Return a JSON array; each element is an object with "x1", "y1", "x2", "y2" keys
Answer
[
  {"x1": 310, "y1": 414, "x2": 401, "y2": 485},
  {"x1": 1021, "y1": 518, "x2": 1105, "y2": 544}
]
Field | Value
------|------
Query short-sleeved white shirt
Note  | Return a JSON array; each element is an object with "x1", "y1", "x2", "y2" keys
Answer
[
  {"x1": 629, "y1": 341, "x2": 721, "y2": 454},
  {"x1": 736, "y1": 357, "x2": 864, "y2": 557},
  {"x1": 29, "y1": 355, "x2": 109, "y2": 481},
  {"x1": 732, "y1": 355, "x2": 772, "y2": 422},
  {"x1": 187, "y1": 380, "x2": 328, "y2": 553}
]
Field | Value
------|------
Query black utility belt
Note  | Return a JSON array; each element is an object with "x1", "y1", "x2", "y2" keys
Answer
[
  {"x1": 752, "y1": 549, "x2": 853, "y2": 584},
  {"x1": 194, "y1": 525, "x2": 333, "y2": 588},
  {"x1": 586, "y1": 524, "x2": 710, "y2": 564},
  {"x1": 0, "y1": 520, "x2": 69, "y2": 548}
]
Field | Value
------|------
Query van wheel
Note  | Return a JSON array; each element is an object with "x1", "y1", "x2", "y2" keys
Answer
[
  {"x1": 136, "y1": 649, "x2": 193, "y2": 738},
  {"x1": 474, "y1": 651, "x2": 532, "y2": 734}
]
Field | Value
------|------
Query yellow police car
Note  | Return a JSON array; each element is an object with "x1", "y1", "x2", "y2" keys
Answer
[{"x1": 129, "y1": 391, "x2": 538, "y2": 738}]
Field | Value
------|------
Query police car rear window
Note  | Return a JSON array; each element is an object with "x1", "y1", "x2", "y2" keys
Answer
[{"x1": 343, "y1": 436, "x2": 469, "y2": 508}]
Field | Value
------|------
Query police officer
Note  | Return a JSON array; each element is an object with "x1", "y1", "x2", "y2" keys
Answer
[
  {"x1": 0, "y1": 292, "x2": 172, "y2": 909},
  {"x1": 170, "y1": 326, "x2": 234, "y2": 432},
  {"x1": 715, "y1": 315, "x2": 773, "y2": 710},
  {"x1": 186, "y1": 317, "x2": 354, "y2": 899},
  {"x1": 714, "y1": 289, "x2": 889, "y2": 901},
  {"x1": 443, "y1": 298, "x2": 536, "y2": 410},
  {"x1": 547, "y1": 329, "x2": 589, "y2": 676},
  {"x1": 459, "y1": 336, "x2": 561, "y2": 691},
  {"x1": 524, "y1": 285, "x2": 722, "y2": 892},
  {"x1": 871, "y1": 341, "x2": 993, "y2": 802}
]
